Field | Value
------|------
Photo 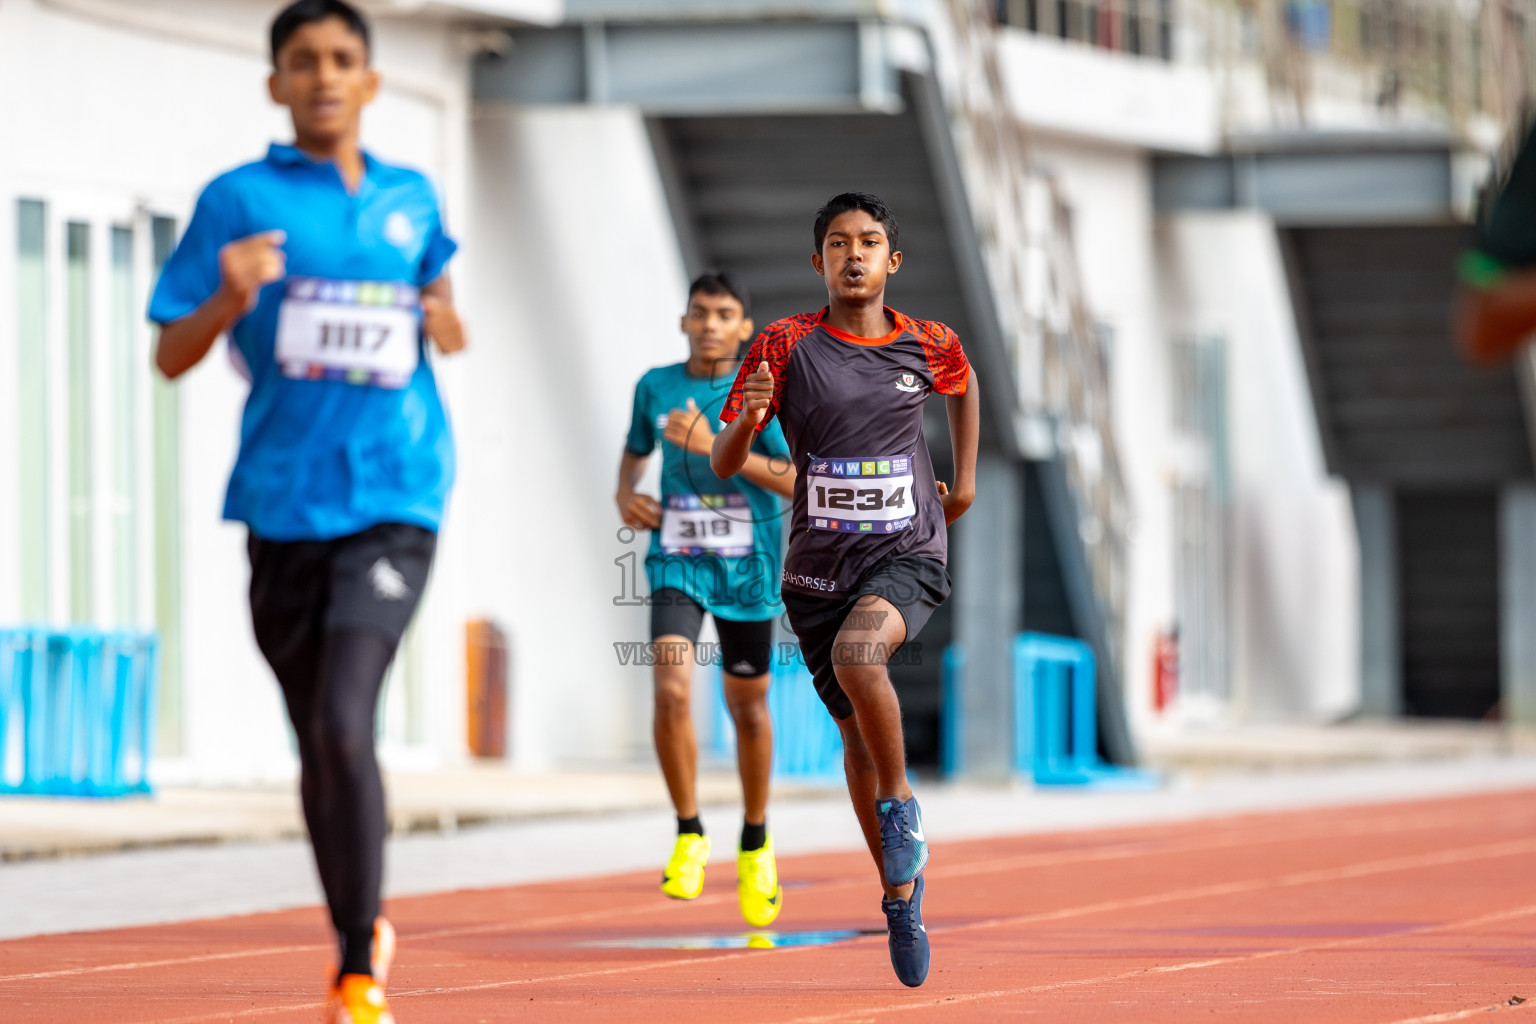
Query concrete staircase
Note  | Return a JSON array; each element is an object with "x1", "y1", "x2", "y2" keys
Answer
[
  {"x1": 1283, "y1": 225, "x2": 1530, "y2": 486},
  {"x1": 1282, "y1": 224, "x2": 1530, "y2": 719}
]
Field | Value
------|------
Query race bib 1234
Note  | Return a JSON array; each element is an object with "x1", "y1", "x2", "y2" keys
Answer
[{"x1": 806, "y1": 455, "x2": 915, "y2": 535}]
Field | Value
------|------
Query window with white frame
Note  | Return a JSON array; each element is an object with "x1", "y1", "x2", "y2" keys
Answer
[
  {"x1": 16, "y1": 199, "x2": 49, "y2": 624},
  {"x1": 11, "y1": 196, "x2": 183, "y2": 752},
  {"x1": 1167, "y1": 332, "x2": 1231, "y2": 715}
]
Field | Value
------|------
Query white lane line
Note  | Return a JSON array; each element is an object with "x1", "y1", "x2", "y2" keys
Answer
[
  {"x1": 777, "y1": 903, "x2": 1536, "y2": 1024},
  {"x1": 4, "y1": 816, "x2": 1533, "y2": 987}
]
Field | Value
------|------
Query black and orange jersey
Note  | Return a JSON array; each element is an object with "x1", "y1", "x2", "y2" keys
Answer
[{"x1": 722, "y1": 307, "x2": 971, "y2": 597}]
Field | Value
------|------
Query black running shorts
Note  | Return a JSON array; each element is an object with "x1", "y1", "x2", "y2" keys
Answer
[
  {"x1": 248, "y1": 522, "x2": 437, "y2": 657},
  {"x1": 650, "y1": 588, "x2": 775, "y2": 678},
  {"x1": 781, "y1": 556, "x2": 951, "y2": 721}
]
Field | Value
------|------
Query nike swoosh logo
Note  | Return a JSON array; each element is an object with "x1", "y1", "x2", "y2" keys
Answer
[{"x1": 910, "y1": 809, "x2": 925, "y2": 843}]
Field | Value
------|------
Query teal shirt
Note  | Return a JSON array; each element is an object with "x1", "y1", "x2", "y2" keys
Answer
[{"x1": 626, "y1": 362, "x2": 790, "y2": 621}]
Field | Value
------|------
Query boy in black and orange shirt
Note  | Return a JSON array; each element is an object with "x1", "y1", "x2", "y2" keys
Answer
[
  {"x1": 712, "y1": 192, "x2": 980, "y2": 987},
  {"x1": 1459, "y1": 121, "x2": 1536, "y2": 361}
]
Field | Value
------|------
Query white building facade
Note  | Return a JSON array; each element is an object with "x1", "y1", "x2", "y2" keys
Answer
[
  {"x1": 0, "y1": 0, "x2": 669, "y2": 782},
  {"x1": 1, "y1": 0, "x2": 1513, "y2": 783}
]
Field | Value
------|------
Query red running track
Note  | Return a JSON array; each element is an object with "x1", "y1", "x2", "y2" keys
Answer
[{"x1": 4, "y1": 788, "x2": 1536, "y2": 1023}]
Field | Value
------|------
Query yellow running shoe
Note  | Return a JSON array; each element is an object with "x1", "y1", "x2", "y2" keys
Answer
[
  {"x1": 326, "y1": 974, "x2": 394, "y2": 1024},
  {"x1": 737, "y1": 836, "x2": 783, "y2": 927},
  {"x1": 661, "y1": 832, "x2": 710, "y2": 899}
]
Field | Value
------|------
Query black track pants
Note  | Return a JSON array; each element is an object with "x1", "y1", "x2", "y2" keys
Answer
[{"x1": 247, "y1": 523, "x2": 435, "y2": 975}]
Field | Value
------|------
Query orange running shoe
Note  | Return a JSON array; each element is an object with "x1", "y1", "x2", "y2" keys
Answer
[
  {"x1": 325, "y1": 918, "x2": 397, "y2": 1023},
  {"x1": 370, "y1": 917, "x2": 396, "y2": 985},
  {"x1": 326, "y1": 974, "x2": 393, "y2": 1024}
]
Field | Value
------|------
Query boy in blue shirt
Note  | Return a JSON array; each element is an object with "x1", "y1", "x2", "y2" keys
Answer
[
  {"x1": 148, "y1": 2, "x2": 461, "y2": 1020},
  {"x1": 616, "y1": 273, "x2": 795, "y2": 927}
]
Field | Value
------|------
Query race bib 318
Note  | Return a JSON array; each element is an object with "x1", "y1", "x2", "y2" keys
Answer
[{"x1": 660, "y1": 493, "x2": 755, "y2": 557}]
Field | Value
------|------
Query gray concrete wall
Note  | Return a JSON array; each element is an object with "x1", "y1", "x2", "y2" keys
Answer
[
  {"x1": 952, "y1": 453, "x2": 1023, "y2": 776},
  {"x1": 1353, "y1": 484, "x2": 1402, "y2": 717},
  {"x1": 1501, "y1": 485, "x2": 1536, "y2": 724}
]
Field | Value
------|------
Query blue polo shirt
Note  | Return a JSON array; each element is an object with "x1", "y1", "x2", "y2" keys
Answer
[{"x1": 148, "y1": 143, "x2": 457, "y2": 541}]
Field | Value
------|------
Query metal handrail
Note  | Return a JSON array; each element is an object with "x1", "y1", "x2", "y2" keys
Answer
[
  {"x1": 1190, "y1": 0, "x2": 1536, "y2": 140},
  {"x1": 926, "y1": 0, "x2": 1132, "y2": 670}
]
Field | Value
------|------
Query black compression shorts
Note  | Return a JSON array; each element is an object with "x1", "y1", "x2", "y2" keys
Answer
[
  {"x1": 781, "y1": 556, "x2": 951, "y2": 720},
  {"x1": 248, "y1": 521, "x2": 436, "y2": 649},
  {"x1": 650, "y1": 588, "x2": 775, "y2": 678}
]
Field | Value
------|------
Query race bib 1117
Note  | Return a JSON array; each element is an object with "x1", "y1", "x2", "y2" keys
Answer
[
  {"x1": 274, "y1": 277, "x2": 420, "y2": 389},
  {"x1": 660, "y1": 494, "x2": 756, "y2": 557},
  {"x1": 806, "y1": 455, "x2": 915, "y2": 535}
]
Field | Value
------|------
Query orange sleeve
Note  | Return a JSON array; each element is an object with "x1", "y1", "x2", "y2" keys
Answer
[
  {"x1": 721, "y1": 315, "x2": 811, "y2": 429},
  {"x1": 918, "y1": 322, "x2": 971, "y2": 395}
]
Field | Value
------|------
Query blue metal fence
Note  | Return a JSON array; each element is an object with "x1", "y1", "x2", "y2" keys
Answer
[
  {"x1": 0, "y1": 628, "x2": 159, "y2": 797},
  {"x1": 707, "y1": 647, "x2": 844, "y2": 782}
]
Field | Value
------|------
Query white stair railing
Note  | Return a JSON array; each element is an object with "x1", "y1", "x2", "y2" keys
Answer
[{"x1": 920, "y1": 0, "x2": 1131, "y2": 667}]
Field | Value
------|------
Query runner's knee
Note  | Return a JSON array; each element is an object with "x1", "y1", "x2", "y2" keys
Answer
[
  {"x1": 312, "y1": 710, "x2": 375, "y2": 777},
  {"x1": 726, "y1": 691, "x2": 771, "y2": 734},
  {"x1": 311, "y1": 628, "x2": 394, "y2": 777},
  {"x1": 654, "y1": 677, "x2": 691, "y2": 719}
]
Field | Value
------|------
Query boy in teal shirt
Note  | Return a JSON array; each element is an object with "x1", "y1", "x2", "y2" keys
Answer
[{"x1": 616, "y1": 273, "x2": 795, "y2": 926}]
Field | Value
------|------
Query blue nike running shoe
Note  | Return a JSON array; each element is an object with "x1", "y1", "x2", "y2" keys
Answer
[
  {"x1": 876, "y1": 795, "x2": 928, "y2": 886},
  {"x1": 881, "y1": 873, "x2": 929, "y2": 987}
]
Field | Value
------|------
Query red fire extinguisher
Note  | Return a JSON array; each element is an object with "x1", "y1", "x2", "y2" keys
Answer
[{"x1": 1153, "y1": 627, "x2": 1180, "y2": 713}]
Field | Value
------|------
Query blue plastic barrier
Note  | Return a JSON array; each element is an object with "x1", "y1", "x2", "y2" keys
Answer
[
  {"x1": 0, "y1": 628, "x2": 159, "y2": 797},
  {"x1": 940, "y1": 644, "x2": 965, "y2": 776},
  {"x1": 942, "y1": 634, "x2": 1158, "y2": 788},
  {"x1": 707, "y1": 647, "x2": 844, "y2": 782},
  {"x1": 1014, "y1": 633, "x2": 1158, "y2": 789}
]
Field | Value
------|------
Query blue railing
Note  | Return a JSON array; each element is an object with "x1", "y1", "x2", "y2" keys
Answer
[
  {"x1": 0, "y1": 628, "x2": 159, "y2": 797},
  {"x1": 707, "y1": 647, "x2": 844, "y2": 782},
  {"x1": 940, "y1": 644, "x2": 966, "y2": 776},
  {"x1": 944, "y1": 632, "x2": 1159, "y2": 788}
]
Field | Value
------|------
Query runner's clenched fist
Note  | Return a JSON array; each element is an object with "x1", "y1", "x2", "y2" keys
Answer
[
  {"x1": 740, "y1": 361, "x2": 774, "y2": 427},
  {"x1": 663, "y1": 398, "x2": 714, "y2": 456},
  {"x1": 618, "y1": 490, "x2": 663, "y2": 531},
  {"x1": 218, "y1": 230, "x2": 286, "y2": 311}
]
